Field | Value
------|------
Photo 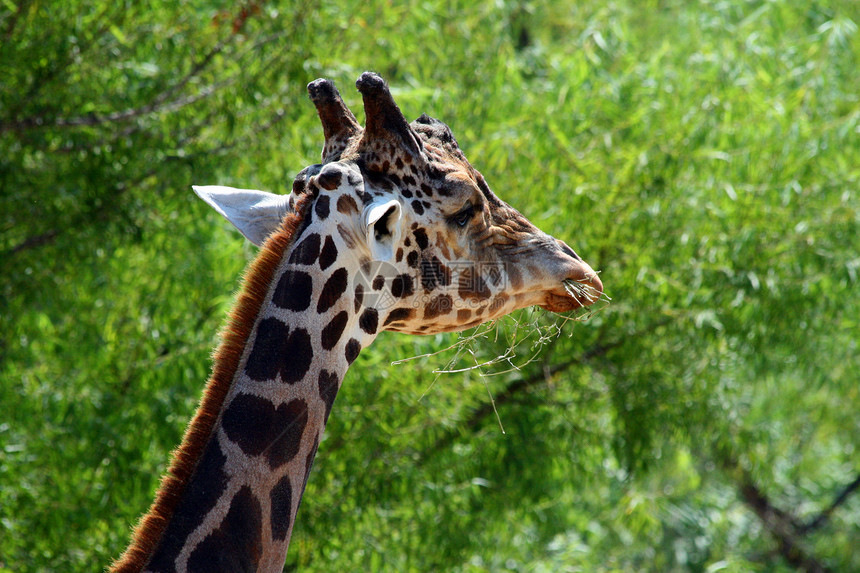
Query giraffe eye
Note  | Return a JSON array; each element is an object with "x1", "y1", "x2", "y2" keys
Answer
[{"x1": 451, "y1": 204, "x2": 474, "y2": 228}]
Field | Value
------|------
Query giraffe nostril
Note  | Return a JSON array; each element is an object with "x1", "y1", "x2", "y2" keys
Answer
[{"x1": 557, "y1": 239, "x2": 583, "y2": 262}]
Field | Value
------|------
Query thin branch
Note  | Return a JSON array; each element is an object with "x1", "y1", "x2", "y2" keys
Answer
[
  {"x1": 2, "y1": 84, "x2": 225, "y2": 133},
  {"x1": 737, "y1": 475, "x2": 830, "y2": 573},
  {"x1": 9, "y1": 3, "x2": 120, "y2": 115},
  {"x1": 421, "y1": 321, "x2": 670, "y2": 460},
  {"x1": 2, "y1": 103, "x2": 287, "y2": 260},
  {"x1": 0, "y1": 0, "x2": 264, "y2": 134},
  {"x1": 716, "y1": 452, "x2": 832, "y2": 573},
  {"x1": 2, "y1": 0, "x2": 31, "y2": 41},
  {"x1": 799, "y1": 473, "x2": 860, "y2": 534},
  {"x1": 6, "y1": 229, "x2": 59, "y2": 256}
]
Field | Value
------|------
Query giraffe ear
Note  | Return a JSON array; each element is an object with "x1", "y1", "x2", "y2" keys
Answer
[
  {"x1": 363, "y1": 198, "x2": 402, "y2": 261},
  {"x1": 193, "y1": 185, "x2": 290, "y2": 247}
]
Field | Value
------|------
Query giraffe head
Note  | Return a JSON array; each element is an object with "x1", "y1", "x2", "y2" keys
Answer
[{"x1": 195, "y1": 72, "x2": 602, "y2": 336}]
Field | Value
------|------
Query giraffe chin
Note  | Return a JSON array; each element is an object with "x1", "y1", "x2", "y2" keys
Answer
[
  {"x1": 540, "y1": 292, "x2": 591, "y2": 313},
  {"x1": 540, "y1": 274, "x2": 604, "y2": 313}
]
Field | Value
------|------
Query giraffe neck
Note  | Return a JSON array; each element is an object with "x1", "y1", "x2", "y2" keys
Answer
[{"x1": 112, "y1": 202, "x2": 378, "y2": 573}]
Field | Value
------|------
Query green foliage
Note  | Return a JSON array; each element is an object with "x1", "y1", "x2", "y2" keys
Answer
[{"x1": 2, "y1": 0, "x2": 858, "y2": 571}]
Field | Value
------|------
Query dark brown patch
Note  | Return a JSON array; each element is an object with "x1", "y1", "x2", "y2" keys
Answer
[
  {"x1": 413, "y1": 228, "x2": 429, "y2": 250},
  {"x1": 318, "y1": 369, "x2": 340, "y2": 422},
  {"x1": 319, "y1": 235, "x2": 338, "y2": 270},
  {"x1": 279, "y1": 327, "x2": 314, "y2": 384},
  {"x1": 345, "y1": 338, "x2": 361, "y2": 364},
  {"x1": 314, "y1": 195, "x2": 331, "y2": 220},
  {"x1": 336, "y1": 194, "x2": 359, "y2": 215},
  {"x1": 301, "y1": 434, "x2": 319, "y2": 496},
  {"x1": 395, "y1": 247, "x2": 404, "y2": 262},
  {"x1": 317, "y1": 170, "x2": 342, "y2": 191},
  {"x1": 271, "y1": 269, "x2": 313, "y2": 312},
  {"x1": 321, "y1": 311, "x2": 349, "y2": 350},
  {"x1": 266, "y1": 399, "x2": 310, "y2": 469},
  {"x1": 406, "y1": 250, "x2": 419, "y2": 268},
  {"x1": 145, "y1": 440, "x2": 228, "y2": 571},
  {"x1": 424, "y1": 294, "x2": 453, "y2": 319},
  {"x1": 411, "y1": 200, "x2": 424, "y2": 215},
  {"x1": 221, "y1": 394, "x2": 308, "y2": 469},
  {"x1": 353, "y1": 283, "x2": 364, "y2": 313},
  {"x1": 186, "y1": 486, "x2": 263, "y2": 573},
  {"x1": 372, "y1": 274, "x2": 385, "y2": 291},
  {"x1": 420, "y1": 256, "x2": 452, "y2": 291},
  {"x1": 457, "y1": 309, "x2": 472, "y2": 322},
  {"x1": 317, "y1": 268, "x2": 349, "y2": 313},
  {"x1": 383, "y1": 307, "x2": 414, "y2": 327},
  {"x1": 390, "y1": 273, "x2": 414, "y2": 298},
  {"x1": 269, "y1": 475, "x2": 293, "y2": 542},
  {"x1": 288, "y1": 233, "x2": 321, "y2": 266},
  {"x1": 244, "y1": 318, "x2": 313, "y2": 384},
  {"x1": 358, "y1": 308, "x2": 379, "y2": 335}
]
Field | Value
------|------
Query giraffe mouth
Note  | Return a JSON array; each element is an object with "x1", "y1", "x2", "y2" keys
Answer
[{"x1": 540, "y1": 275, "x2": 604, "y2": 313}]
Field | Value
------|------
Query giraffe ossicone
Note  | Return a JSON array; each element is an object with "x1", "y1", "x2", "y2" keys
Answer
[{"x1": 111, "y1": 72, "x2": 603, "y2": 573}]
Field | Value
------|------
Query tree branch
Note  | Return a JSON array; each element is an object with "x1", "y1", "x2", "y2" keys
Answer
[
  {"x1": 0, "y1": 0, "x2": 265, "y2": 134},
  {"x1": 2, "y1": 0, "x2": 32, "y2": 41},
  {"x1": 7, "y1": 229, "x2": 59, "y2": 256},
  {"x1": 737, "y1": 474, "x2": 830, "y2": 573},
  {"x1": 2, "y1": 103, "x2": 287, "y2": 260},
  {"x1": 423, "y1": 319, "x2": 671, "y2": 459},
  {"x1": 799, "y1": 473, "x2": 860, "y2": 534},
  {"x1": 717, "y1": 450, "x2": 833, "y2": 573}
]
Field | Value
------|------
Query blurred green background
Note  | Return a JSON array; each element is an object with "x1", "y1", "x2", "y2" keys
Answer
[{"x1": 1, "y1": 1, "x2": 858, "y2": 571}]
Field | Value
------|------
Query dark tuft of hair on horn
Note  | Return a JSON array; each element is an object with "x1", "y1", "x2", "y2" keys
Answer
[
  {"x1": 307, "y1": 78, "x2": 361, "y2": 162},
  {"x1": 355, "y1": 72, "x2": 423, "y2": 157}
]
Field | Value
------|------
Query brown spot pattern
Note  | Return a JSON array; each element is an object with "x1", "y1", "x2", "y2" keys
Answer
[
  {"x1": 186, "y1": 486, "x2": 263, "y2": 573},
  {"x1": 320, "y1": 311, "x2": 349, "y2": 350},
  {"x1": 269, "y1": 475, "x2": 292, "y2": 542},
  {"x1": 288, "y1": 233, "x2": 321, "y2": 266},
  {"x1": 319, "y1": 236, "x2": 338, "y2": 270},
  {"x1": 317, "y1": 268, "x2": 349, "y2": 313},
  {"x1": 424, "y1": 294, "x2": 453, "y2": 319},
  {"x1": 221, "y1": 393, "x2": 308, "y2": 469},
  {"x1": 271, "y1": 269, "x2": 313, "y2": 312},
  {"x1": 336, "y1": 194, "x2": 359, "y2": 215},
  {"x1": 345, "y1": 338, "x2": 361, "y2": 364},
  {"x1": 358, "y1": 308, "x2": 378, "y2": 335}
]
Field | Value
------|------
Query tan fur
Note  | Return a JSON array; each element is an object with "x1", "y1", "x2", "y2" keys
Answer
[{"x1": 109, "y1": 196, "x2": 313, "y2": 573}]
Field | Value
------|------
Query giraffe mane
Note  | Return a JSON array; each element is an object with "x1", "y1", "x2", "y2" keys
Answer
[{"x1": 110, "y1": 192, "x2": 316, "y2": 573}]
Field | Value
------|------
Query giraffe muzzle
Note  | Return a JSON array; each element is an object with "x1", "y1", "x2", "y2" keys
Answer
[{"x1": 539, "y1": 240, "x2": 603, "y2": 312}]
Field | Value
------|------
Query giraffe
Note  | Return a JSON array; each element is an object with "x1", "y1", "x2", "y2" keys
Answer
[{"x1": 110, "y1": 72, "x2": 603, "y2": 573}]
